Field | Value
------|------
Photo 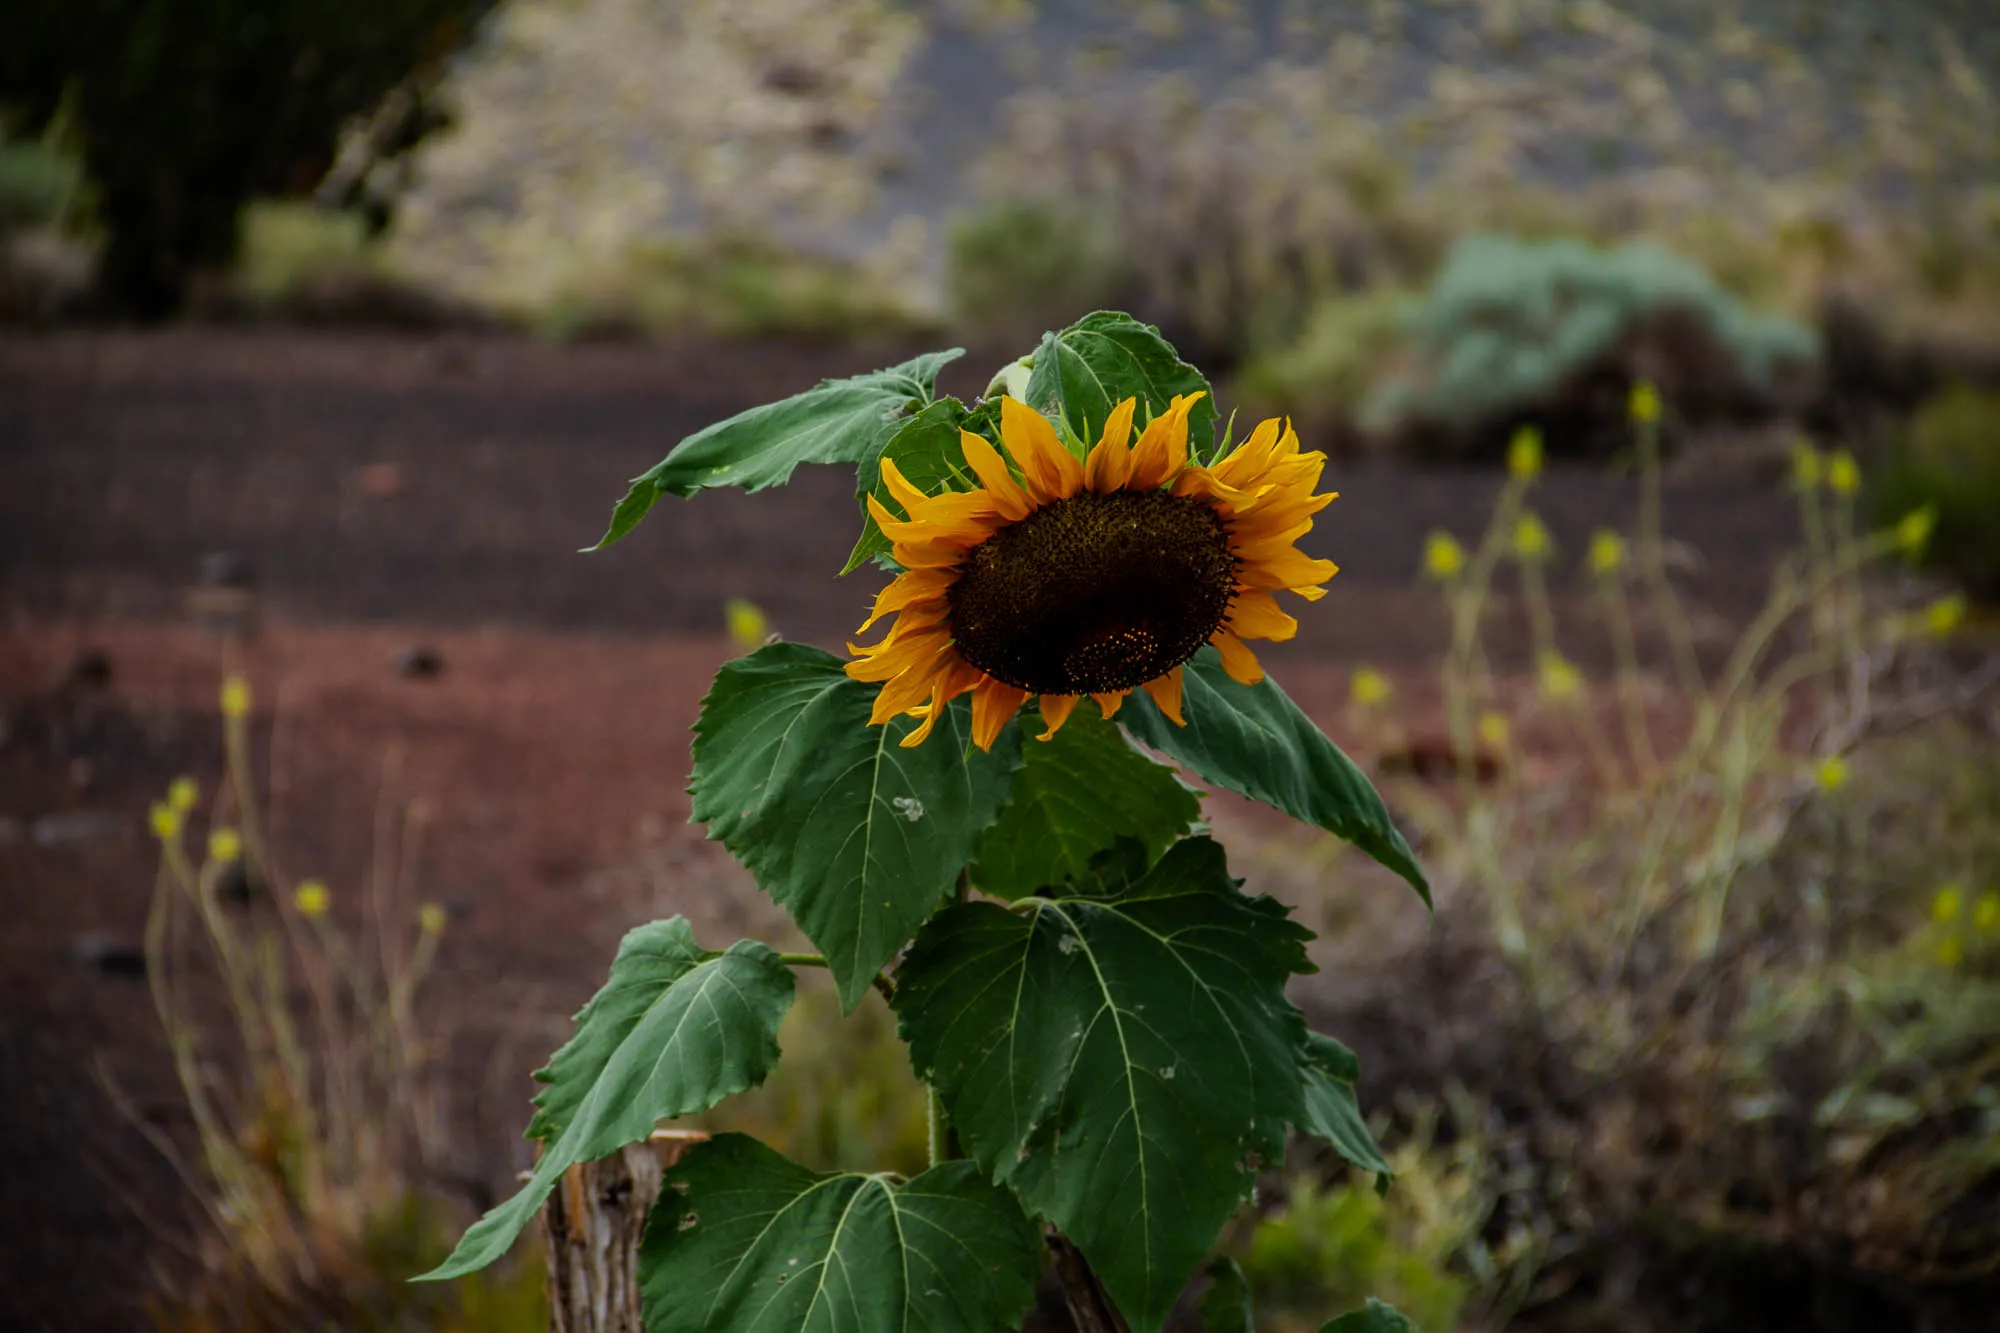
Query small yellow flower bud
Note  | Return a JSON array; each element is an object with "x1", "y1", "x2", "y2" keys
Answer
[
  {"x1": 167, "y1": 776, "x2": 199, "y2": 812},
  {"x1": 1537, "y1": 651, "x2": 1582, "y2": 703},
  {"x1": 1894, "y1": 506, "x2": 1936, "y2": 556},
  {"x1": 149, "y1": 802, "x2": 182, "y2": 840},
  {"x1": 208, "y1": 827, "x2": 243, "y2": 864},
  {"x1": 419, "y1": 902, "x2": 448, "y2": 935},
  {"x1": 1423, "y1": 531, "x2": 1466, "y2": 580},
  {"x1": 1815, "y1": 755, "x2": 1848, "y2": 792},
  {"x1": 1512, "y1": 512, "x2": 1552, "y2": 562},
  {"x1": 1974, "y1": 891, "x2": 2000, "y2": 934},
  {"x1": 1507, "y1": 427, "x2": 1543, "y2": 480},
  {"x1": 1791, "y1": 443, "x2": 1823, "y2": 491},
  {"x1": 1476, "y1": 711, "x2": 1510, "y2": 750},
  {"x1": 1348, "y1": 667, "x2": 1390, "y2": 708},
  {"x1": 220, "y1": 676, "x2": 252, "y2": 719},
  {"x1": 1826, "y1": 450, "x2": 1860, "y2": 496},
  {"x1": 294, "y1": 880, "x2": 330, "y2": 918},
  {"x1": 1937, "y1": 935, "x2": 1963, "y2": 969},
  {"x1": 1925, "y1": 594, "x2": 1967, "y2": 637},
  {"x1": 1629, "y1": 381, "x2": 1661, "y2": 424},
  {"x1": 725, "y1": 598, "x2": 770, "y2": 651},
  {"x1": 1586, "y1": 530, "x2": 1627, "y2": 577},
  {"x1": 1932, "y1": 884, "x2": 1963, "y2": 925}
]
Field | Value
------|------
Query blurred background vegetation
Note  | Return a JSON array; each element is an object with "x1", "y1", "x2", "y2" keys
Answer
[{"x1": 7, "y1": 1, "x2": 1998, "y2": 1330}]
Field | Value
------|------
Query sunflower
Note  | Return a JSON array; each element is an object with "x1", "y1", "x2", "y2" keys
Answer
[{"x1": 847, "y1": 393, "x2": 1337, "y2": 749}]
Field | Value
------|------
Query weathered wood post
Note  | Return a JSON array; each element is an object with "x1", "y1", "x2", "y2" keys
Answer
[{"x1": 542, "y1": 1128, "x2": 708, "y2": 1333}]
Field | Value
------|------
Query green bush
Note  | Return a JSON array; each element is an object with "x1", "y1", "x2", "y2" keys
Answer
[
  {"x1": 1876, "y1": 385, "x2": 2000, "y2": 596},
  {"x1": 0, "y1": 0, "x2": 491, "y2": 315},
  {"x1": 1365, "y1": 233, "x2": 1819, "y2": 437},
  {"x1": 235, "y1": 199, "x2": 374, "y2": 302},
  {"x1": 1234, "y1": 289, "x2": 1413, "y2": 437},
  {"x1": 0, "y1": 136, "x2": 85, "y2": 234},
  {"x1": 946, "y1": 198, "x2": 1131, "y2": 344}
]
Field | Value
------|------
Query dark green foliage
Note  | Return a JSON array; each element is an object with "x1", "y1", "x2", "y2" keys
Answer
[
  {"x1": 0, "y1": 0, "x2": 491, "y2": 314},
  {"x1": 947, "y1": 198, "x2": 1132, "y2": 345},
  {"x1": 1876, "y1": 385, "x2": 2000, "y2": 596}
]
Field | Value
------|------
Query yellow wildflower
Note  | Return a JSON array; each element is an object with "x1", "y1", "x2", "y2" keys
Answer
[
  {"x1": 1512, "y1": 512, "x2": 1553, "y2": 562},
  {"x1": 1507, "y1": 427, "x2": 1543, "y2": 480},
  {"x1": 1477, "y1": 711, "x2": 1510, "y2": 750},
  {"x1": 725, "y1": 598, "x2": 770, "y2": 651},
  {"x1": 1349, "y1": 666, "x2": 1391, "y2": 708},
  {"x1": 1791, "y1": 443, "x2": 1823, "y2": 491},
  {"x1": 1937, "y1": 935, "x2": 1963, "y2": 969},
  {"x1": 1973, "y1": 891, "x2": 1999, "y2": 934},
  {"x1": 149, "y1": 802, "x2": 182, "y2": 841},
  {"x1": 1925, "y1": 594, "x2": 1967, "y2": 637},
  {"x1": 1586, "y1": 530, "x2": 1627, "y2": 577},
  {"x1": 1629, "y1": 381, "x2": 1661, "y2": 424},
  {"x1": 1826, "y1": 450, "x2": 1860, "y2": 496},
  {"x1": 208, "y1": 828, "x2": 243, "y2": 864},
  {"x1": 1424, "y1": 531, "x2": 1466, "y2": 580},
  {"x1": 294, "y1": 880, "x2": 330, "y2": 918},
  {"x1": 419, "y1": 902, "x2": 449, "y2": 935},
  {"x1": 1537, "y1": 651, "x2": 1582, "y2": 703},
  {"x1": 1815, "y1": 755, "x2": 1848, "y2": 792},
  {"x1": 1932, "y1": 884, "x2": 1963, "y2": 925},
  {"x1": 220, "y1": 676, "x2": 252, "y2": 719},
  {"x1": 1894, "y1": 507, "x2": 1936, "y2": 557},
  {"x1": 167, "y1": 776, "x2": 199, "y2": 812}
]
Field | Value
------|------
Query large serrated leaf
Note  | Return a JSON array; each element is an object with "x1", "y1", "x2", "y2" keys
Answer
[
  {"x1": 1121, "y1": 647, "x2": 1430, "y2": 906},
  {"x1": 1321, "y1": 1298, "x2": 1422, "y2": 1332},
  {"x1": 589, "y1": 349, "x2": 963, "y2": 549},
  {"x1": 1024, "y1": 311, "x2": 1218, "y2": 460},
  {"x1": 1300, "y1": 1032, "x2": 1392, "y2": 1181},
  {"x1": 893, "y1": 837, "x2": 1314, "y2": 1333},
  {"x1": 638, "y1": 1134, "x2": 1042, "y2": 1333},
  {"x1": 421, "y1": 920, "x2": 794, "y2": 1281},
  {"x1": 691, "y1": 642, "x2": 1020, "y2": 1010},
  {"x1": 971, "y1": 705, "x2": 1201, "y2": 899},
  {"x1": 840, "y1": 397, "x2": 974, "y2": 575}
]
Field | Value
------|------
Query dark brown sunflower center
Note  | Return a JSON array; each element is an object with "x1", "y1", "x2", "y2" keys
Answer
[{"x1": 947, "y1": 488, "x2": 1238, "y2": 695}]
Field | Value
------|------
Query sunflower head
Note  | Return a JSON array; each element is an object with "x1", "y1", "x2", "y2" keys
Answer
[{"x1": 847, "y1": 394, "x2": 1338, "y2": 748}]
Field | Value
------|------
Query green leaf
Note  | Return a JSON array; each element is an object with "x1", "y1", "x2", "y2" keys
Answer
[
  {"x1": 1024, "y1": 311, "x2": 1218, "y2": 460},
  {"x1": 1197, "y1": 1256, "x2": 1254, "y2": 1333},
  {"x1": 421, "y1": 920, "x2": 794, "y2": 1281},
  {"x1": 1300, "y1": 1032, "x2": 1393, "y2": 1182},
  {"x1": 1321, "y1": 1298, "x2": 1422, "y2": 1333},
  {"x1": 588, "y1": 349, "x2": 963, "y2": 549},
  {"x1": 894, "y1": 837, "x2": 1314, "y2": 1333},
  {"x1": 638, "y1": 1134, "x2": 1042, "y2": 1333},
  {"x1": 840, "y1": 397, "x2": 974, "y2": 575},
  {"x1": 972, "y1": 704, "x2": 1201, "y2": 899},
  {"x1": 691, "y1": 642, "x2": 1019, "y2": 1010},
  {"x1": 1121, "y1": 647, "x2": 1430, "y2": 906}
]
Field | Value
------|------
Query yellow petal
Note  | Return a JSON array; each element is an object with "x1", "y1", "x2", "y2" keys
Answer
[
  {"x1": 856, "y1": 568, "x2": 954, "y2": 634},
  {"x1": 1142, "y1": 666, "x2": 1186, "y2": 726},
  {"x1": 1239, "y1": 546, "x2": 1338, "y2": 593},
  {"x1": 1211, "y1": 631, "x2": 1265, "y2": 685},
  {"x1": 1126, "y1": 392, "x2": 1204, "y2": 490},
  {"x1": 1225, "y1": 588, "x2": 1298, "y2": 643},
  {"x1": 959, "y1": 430, "x2": 1032, "y2": 521},
  {"x1": 1209, "y1": 417, "x2": 1284, "y2": 489},
  {"x1": 1037, "y1": 693, "x2": 1079, "y2": 741},
  {"x1": 1084, "y1": 398, "x2": 1139, "y2": 492},
  {"x1": 899, "y1": 656, "x2": 982, "y2": 747},
  {"x1": 1001, "y1": 396, "x2": 1083, "y2": 503},
  {"x1": 972, "y1": 678, "x2": 1030, "y2": 751},
  {"x1": 1092, "y1": 690, "x2": 1127, "y2": 719},
  {"x1": 879, "y1": 456, "x2": 931, "y2": 513}
]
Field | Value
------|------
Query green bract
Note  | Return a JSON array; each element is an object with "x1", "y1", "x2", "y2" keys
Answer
[{"x1": 435, "y1": 312, "x2": 1428, "y2": 1333}]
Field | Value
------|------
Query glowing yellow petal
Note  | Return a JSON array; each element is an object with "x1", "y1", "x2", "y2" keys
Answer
[
  {"x1": 856, "y1": 568, "x2": 954, "y2": 634},
  {"x1": 1037, "y1": 693, "x2": 1079, "y2": 741},
  {"x1": 846, "y1": 623, "x2": 950, "y2": 683},
  {"x1": 1208, "y1": 417, "x2": 1283, "y2": 489},
  {"x1": 1211, "y1": 631, "x2": 1265, "y2": 685},
  {"x1": 1084, "y1": 398, "x2": 1139, "y2": 492},
  {"x1": 972, "y1": 678, "x2": 1030, "y2": 751},
  {"x1": 1126, "y1": 392, "x2": 1204, "y2": 490},
  {"x1": 1001, "y1": 396, "x2": 1083, "y2": 503},
  {"x1": 879, "y1": 456, "x2": 931, "y2": 513},
  {"x1": 1143, "y1": 666, "x2": 1186, "y2": 726},
  {"x1": 1225, "y1": 588, "x2": 1298, "y2": 643},
  {"x1": 899, "y1": 656, "x2": 982, "y2": 747},
  {"x1": 1092, "y1": 690, "x2": 1127, "y2": 719},
  {"x1": 958, "y1": 430, "x2": 1032, "y2": 521},
  {"x1": 1239, "y1": 546, "x2": 1338, "y2": 594}
]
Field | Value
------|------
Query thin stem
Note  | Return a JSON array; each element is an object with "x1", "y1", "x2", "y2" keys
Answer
[
  {"x1": 776, "y1": 953, "x2": 895, "y2": 1002},
  {"x1": 926, "y1": 1086, "x2": 947, "y2": 1169}
]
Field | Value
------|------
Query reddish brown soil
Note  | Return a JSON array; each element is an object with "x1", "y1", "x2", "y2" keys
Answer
[{"x1": 0, "y1": 329, "x2": 1803, "y2": 1330}]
